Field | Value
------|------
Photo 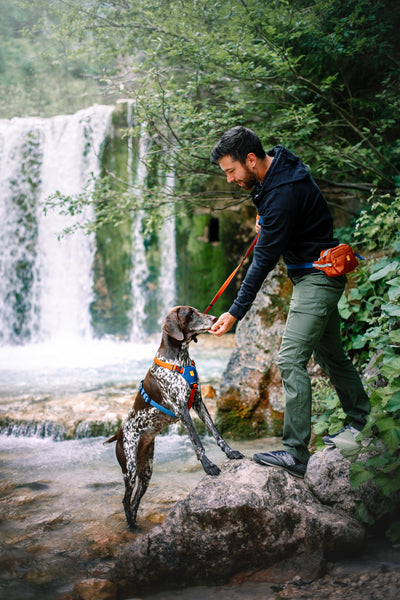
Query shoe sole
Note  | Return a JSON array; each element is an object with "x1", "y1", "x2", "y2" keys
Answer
[{"x1": 253, "y1": 456, "x2": 305, "y2": 479}]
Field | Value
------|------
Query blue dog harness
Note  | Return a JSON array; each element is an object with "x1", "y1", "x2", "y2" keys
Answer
[
  {"x1": 138, "y1": 380, "x2": 177, "y2": 418},
  {"x1": 139, "y1": 358, "x2": 199, "y2": 419}
]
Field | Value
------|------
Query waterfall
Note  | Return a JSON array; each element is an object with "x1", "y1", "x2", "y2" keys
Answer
[
  {"x1": 0, "y1": 105, "x2": 114, "y2": 344},
  {"x1": 128, "y1": 112, "x2": 150, "y2": 342},
  {"x1": 0, "y1": 102, "x2": 179, "y2": 346},
  {"x1": 158, "y1": 171, "x2": 177, "y2": 324},
  {"x1": 0, "y1": 117, "x2": 42, "y2": 344}
]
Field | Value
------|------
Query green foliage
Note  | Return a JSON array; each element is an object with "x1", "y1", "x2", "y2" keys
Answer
[
  {"x1": 0, "y1": 0, "x2": 106, "y2": 117},
  {"x1": 14, "y1": 0, "x2": 400, "y2": 193},
  {"x1": 332, "y1": 194, "x2": 400, "y2": 541},
  {"x1": 354, "y1": 190, "x2": 400, "y2": 251},
  {"x1": 311, "y1": 378, "x2": 346, "y2": 438}
]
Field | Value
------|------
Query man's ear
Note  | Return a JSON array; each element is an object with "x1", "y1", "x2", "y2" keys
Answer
[
  {"x1": 162, "y1": 311, "x2": 184, "y2": 341},
  {"x1": 245, "y1": 152, "x2": 257, "y2": 169}
]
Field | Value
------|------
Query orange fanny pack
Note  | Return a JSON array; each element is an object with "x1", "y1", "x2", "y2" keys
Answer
[{"x1": 286, "y1": 244, "x2": 364, "y2": 277}]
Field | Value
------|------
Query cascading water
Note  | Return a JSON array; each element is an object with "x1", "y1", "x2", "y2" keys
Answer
[
  {"x1": 0, "y1": 118, "x2": 42, "y2": 344},
  {"x1": 0, "y1": 105, "x2": 114, "y2": 344},
  {"x1": 158, "y1": 171, "x2": 177, "y2": 324},
  {"x1": 0, "y1": 102, "x2": 187, "y2": 397},
  {"x1": 129, "y1": 115, "x2": 151, "y2": 342}
]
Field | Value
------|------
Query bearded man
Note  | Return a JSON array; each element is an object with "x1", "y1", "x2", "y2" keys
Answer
[{"x1": 209, "y1": 126, "x2": 370, "y2": 478}]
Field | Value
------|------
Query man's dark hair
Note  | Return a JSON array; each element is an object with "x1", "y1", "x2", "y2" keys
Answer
[{"x1": 210, "y1": 126, "x2": 266, "y2": 165}]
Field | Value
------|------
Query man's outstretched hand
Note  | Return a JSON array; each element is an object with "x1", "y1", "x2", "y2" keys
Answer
[{"x1": 209, "y1": 312, "x2": 237, "y2": 337}]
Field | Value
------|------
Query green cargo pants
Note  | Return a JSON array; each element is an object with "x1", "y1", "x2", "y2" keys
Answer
[{"x1": 277, "y1": 271, "x2": 370, "y2": 464}]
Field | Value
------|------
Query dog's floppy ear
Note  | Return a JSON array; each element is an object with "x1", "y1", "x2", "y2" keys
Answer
[{"x1": 162, "y1": 310, "x2": 184, "y2": 341}]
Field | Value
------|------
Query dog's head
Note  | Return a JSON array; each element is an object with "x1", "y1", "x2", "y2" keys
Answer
[{"x1": 162, "y1": 306, "x2": 217, "y2": 343}]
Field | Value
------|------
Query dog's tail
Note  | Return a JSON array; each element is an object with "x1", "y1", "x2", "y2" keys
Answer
[{"x1": 103, "y1": 434, "x2": 118, "y2": 446}]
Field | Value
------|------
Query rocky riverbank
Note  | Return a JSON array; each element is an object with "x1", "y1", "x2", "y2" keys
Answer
[{"x1": 94, "y1": 446, "x2": 396, "y2": 599}]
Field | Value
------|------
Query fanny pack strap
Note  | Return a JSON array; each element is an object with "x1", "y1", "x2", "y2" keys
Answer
[{"x1": 286, "y1": 251, "x2": 364, "y2": 270}]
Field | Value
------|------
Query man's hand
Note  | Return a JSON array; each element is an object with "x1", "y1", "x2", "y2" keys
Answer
[{"x1": 209, "y1": 312, "x2": 237, "y2": 337}]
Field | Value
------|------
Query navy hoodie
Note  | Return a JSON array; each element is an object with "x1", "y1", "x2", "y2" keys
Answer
[{"x1": 229, "y1": 145, "x2": 338, "y2": 320}]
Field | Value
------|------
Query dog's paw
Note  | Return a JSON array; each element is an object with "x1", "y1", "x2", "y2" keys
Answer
[
  {"x1": 204, "y1": 462, "x2": 221, "y2": 476},
  {"x1": 227, "y1": 449, "x2": 244, "y2": 460}
]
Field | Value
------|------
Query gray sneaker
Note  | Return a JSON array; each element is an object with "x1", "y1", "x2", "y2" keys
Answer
[
  {"x1": 322, "y1": 424, "x2": 360, "y2": 447},
  {"x1": 253, "y1": 450, "x2": 307, "y2": 478}
]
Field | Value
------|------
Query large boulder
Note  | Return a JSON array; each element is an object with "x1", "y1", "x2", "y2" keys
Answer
[
  {"x1": 217, "y1": 265, "x2": 290, "y2": 438},
  {"x1": 113, "y1": 457, "x2": 365, "y2": 596},
  {"x1": 306, "y1": 446, "x2": 385, "y2": 522}
]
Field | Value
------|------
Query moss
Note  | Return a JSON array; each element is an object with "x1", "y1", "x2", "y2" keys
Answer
[
  {"x1": 176, "y1": 418, "x2": 207, "y2": 437},
  {"x1": 215, "y1": 391, "x2": 269, "y2": 440},
  {"x1": 73, "y1": 419, "x2": 122, "y2": 439}
]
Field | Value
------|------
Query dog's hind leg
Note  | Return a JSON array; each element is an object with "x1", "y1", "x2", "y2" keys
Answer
[
  {"x1": 193, "y1": 395, "x2": 244, "y2": 460},
  {"x1": 122, "y1": 472, "x2": 137, "y2": 528},
  {"x1": 118, "y1": 423, "x2": 143, "y2": 528},
  {"x1": 129, "y1": 435, "x2": 155, "y2": 524}
]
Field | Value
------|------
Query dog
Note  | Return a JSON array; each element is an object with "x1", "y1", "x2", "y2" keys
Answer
[{"x1": 106, "y1": 306, "x2": 243, "y2": 528}]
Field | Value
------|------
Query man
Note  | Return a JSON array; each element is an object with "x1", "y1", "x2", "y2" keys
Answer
[{"x1": 209, "y1": 126, "x2": 370, "y2": 478}]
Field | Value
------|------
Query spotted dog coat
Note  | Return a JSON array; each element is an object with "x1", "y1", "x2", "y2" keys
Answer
[{"x1": 108, "y1": 306, "x2": 243, "y2": 528}]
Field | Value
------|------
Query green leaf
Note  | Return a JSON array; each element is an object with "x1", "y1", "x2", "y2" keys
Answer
[
  {"x1": 369, "y1": 262, "x2": 399, "y2": 281},
  {"x1": 350, "y1": 462, "x2": 374, "y2": 489},
  {"x1": 352, "y1": 334, "x2": 368, "y2": 349},
  {"x1": 386, "y1": 392, "x2": 400, "y2": 413},
  {"x1": 389, "y1": 329, "x2": 400, "y2": 344},
  {"x1": 382, "y1": 304, "x2": 400, "y2": 317},
  {"x1": 334, "y1": 430, "x2": 361, "y2": 460},
  {"x1": 388, "y1": 521, "x2": 400, "y2": 543}
]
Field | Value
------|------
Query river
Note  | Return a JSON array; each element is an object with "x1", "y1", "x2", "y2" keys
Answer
[{"x1": 0, "y1": 335, "x2": 283, "y2": 599}]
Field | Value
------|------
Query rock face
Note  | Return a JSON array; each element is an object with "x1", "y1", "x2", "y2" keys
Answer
[
  {"x1": 217, "y1": 264, "x2": 291, "y2": 438},
  {"x1": 306, "y1": 446, "x2": 384, "y2": 522},
  {"x1": 113, "y1": 456, "x2": 365, "y2": 596}
]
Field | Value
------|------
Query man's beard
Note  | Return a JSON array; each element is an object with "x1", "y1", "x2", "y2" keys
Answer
[{"x1": 239, "y1": 168, "x2": 257, "y2": 190}]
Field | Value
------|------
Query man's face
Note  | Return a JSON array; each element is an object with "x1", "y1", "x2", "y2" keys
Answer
[{"x1": 218, "y1": 155, "x2": 257, "y2": 190}]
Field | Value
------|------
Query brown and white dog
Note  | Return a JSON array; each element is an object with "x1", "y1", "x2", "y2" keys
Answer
[{"x1": 107, "y1": 306, "x2": 243, "y2": 528}]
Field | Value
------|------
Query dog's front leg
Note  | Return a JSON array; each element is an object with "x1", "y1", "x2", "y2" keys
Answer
[
  {"x1": 193, "y1": 394, "x2": 244, "y2": 460},
  {"x1": 178, "y1": 407, "x2": 221, "y2": 476}
]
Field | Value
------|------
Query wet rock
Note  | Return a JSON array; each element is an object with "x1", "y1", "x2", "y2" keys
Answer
[
  {"x1": 113, "y1": 458, "x2": 365, "y2": 596},
  {"x1": 73, "y1": 577, "x2": 117, "y2": 600},
  {"x1": 305, "y1": 447, "x2": 385, "y2": 522},
  {"x1": 201, "y1": 384, "x2": 217, "y2": 399},
  {"x1": 0, "y1": 387, "x2": 134, "y2": 440}
]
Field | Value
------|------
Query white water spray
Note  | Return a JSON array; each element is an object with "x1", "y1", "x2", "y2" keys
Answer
[
  {"x1": 128, "y1": 111, "x2": 150, "y2": 342},
  {"x1": 0, "y1": 105, "x2": 114, "y2": 344},
  {"x1": 158, "y1": 171, "x2": 177, "y2": 324}
]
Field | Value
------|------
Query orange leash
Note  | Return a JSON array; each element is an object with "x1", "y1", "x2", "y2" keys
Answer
[{"x1": 204, "y1": 232, "x2": 259, "y2": 314}]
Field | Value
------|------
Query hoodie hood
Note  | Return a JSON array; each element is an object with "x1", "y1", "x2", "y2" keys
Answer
[{"x1": 252, "y1": 145, "x2": 310, "y2": 208}]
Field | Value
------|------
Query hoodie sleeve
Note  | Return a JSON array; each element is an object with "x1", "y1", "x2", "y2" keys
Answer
[{"x1": 229, "y1": 184, "x2": 296, "y2": 320}]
